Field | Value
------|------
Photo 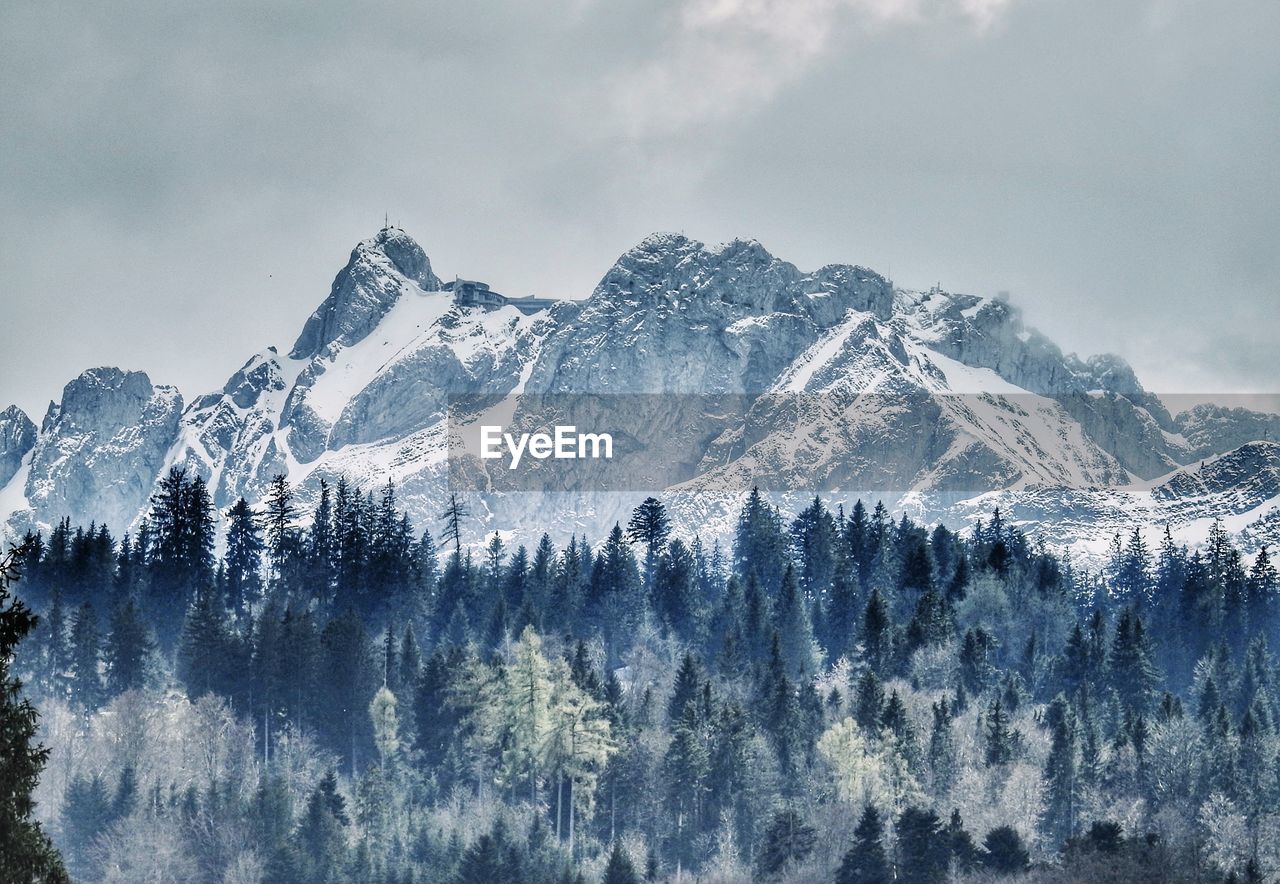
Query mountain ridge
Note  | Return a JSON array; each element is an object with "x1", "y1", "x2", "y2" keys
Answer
[{"x1": 2, "y1": 227, "x2": 1276, "y2": 561}]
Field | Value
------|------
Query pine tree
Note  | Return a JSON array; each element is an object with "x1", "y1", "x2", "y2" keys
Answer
[
  {"x1": 896, "y1": 806, "x2": 948, "y2": 884},
  {"x1": 790, "y1": 496, "x2": 836, "y2": 607},
  {"x1": 264, "y1": 474, "x2": 297, "y2": 590},
  {"x1": 440, "y1": 493, "x2": 469, "y2": 557},
  {"x1": 654, "y1": 537, "x2": 697, "y2": 637},
  {"x1": 319, "y1": 609, "x2": 378, "y2": 776},
  {"x1": 667, "y1": 652, "x2": 703, "y2": 722},
  {"x1": 0, "y1": 539, "x2": 71, "y2": 881},
  {"x1": 927, "y1": 696, "x2": 957, "y2": 792},
  {"x1": 602, "y1": 842, "x2": 640, "y2": 884},
  {"x1": 836, "y1": 804, "x2": 890, "y2": 884},
  {"x1": 68, "y1": 602, "x2": 102, "y2": 710},
  {"x1": 307, "y1": 479, "x2": 336, "y2": 601},
  {"x1": 1108, "y1": 607, "x2": 1161, "y2": 713},
  {"x1": 1041, "y1": 694, "x2": 1078, "y2": 846},
  {"x1": 983, "y1": 698, "x2": 1018, "y2": 767},
  {"x1": 734, "y1": 487, "x2": 787, "y2": 594},
  {"x1": 664, "y1": 704, "x2": 710, "y2": 871},
  {"x1": 62, "y1": 773, "x2": 112, "y2": 873},
  {"x1": 295, "y1": 771, "x2": 349, "y2": 880},
  {"x1": 862, "y1": 587, "x2": 891, "y2": 673},
  {"x1": 982, "y1": 826, "x2": 1030, "y2": 875},
  {"x1": 38, "y1": 588, "x2": 68, "y2": 697},
  {"x1": 775, "y1": 563, "x2": 816, "y2": 677},
  {"x1": 104, "y1": 597, "x2": 153, "y2": 696},
  {"x1": 626, "y1": 496, "x2": 670, "y2": 594},
  {"x1": 853, "y1": 670, "x2": 885, "y2": 732},
  {"x1": 177, "y1": 588, "x2": 232, "y2": 700},
  {"x1": 755, "y1": 808, "x2": 816, "y2": 878}
]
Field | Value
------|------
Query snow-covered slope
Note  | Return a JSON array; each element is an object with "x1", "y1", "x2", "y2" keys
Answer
[{"x1": 2, "y1": 227, "x2": 1276, "y2": 558}]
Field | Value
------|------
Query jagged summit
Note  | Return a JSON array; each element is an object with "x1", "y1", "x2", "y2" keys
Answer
[
  {"x1": 2, "y1": 227, "x2": 1278, "y2": 558},
  {"x1": 289, "y1": 226, "x2": 442, "y2": 361},
  {"x1": 0, "y1": 405, "x2": 35, "y2": 488}
]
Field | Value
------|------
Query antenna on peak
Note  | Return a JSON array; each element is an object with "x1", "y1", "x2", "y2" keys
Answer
[{"x1": 384, "y1": 211, "x2": 389, "y2": 230}]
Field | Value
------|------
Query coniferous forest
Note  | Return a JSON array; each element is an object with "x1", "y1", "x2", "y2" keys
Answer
[{"x1": 5, "y1": 468, "x2": 1280, "y2": 882}]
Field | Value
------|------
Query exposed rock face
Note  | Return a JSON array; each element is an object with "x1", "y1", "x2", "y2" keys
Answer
[
  {"x1": 527, "y1": 234, "x2": 894, "y2": 395},
  {"x1": 3, "y1": 227, "x2": 1277, "y2": 562},
  {"x1": 24, "y1": 368, "x2": 182, "y2": 531},
  {"x1": 0, "y1": 405, "x2": 36, "y2": 487},
  {"x1": 1176, "y1": 405, "x2": 1280, "y2": 461},
  {"x1": 290, "y1": 227, "x2": 441, "y2": 361}
]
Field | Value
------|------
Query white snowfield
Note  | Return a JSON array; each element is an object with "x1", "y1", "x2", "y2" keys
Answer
[{"x1": 1, "y1": 227, "x2": 1276, "y2": 564}]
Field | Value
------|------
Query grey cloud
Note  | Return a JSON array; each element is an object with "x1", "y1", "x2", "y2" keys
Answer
[{"x1": 0, "y1": 0, "x2": 1275, "y2": 420}]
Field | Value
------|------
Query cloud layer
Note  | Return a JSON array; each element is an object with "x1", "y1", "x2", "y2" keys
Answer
[{"x1": 1, "y1": 0, "x2": 1276, "y2": 419}]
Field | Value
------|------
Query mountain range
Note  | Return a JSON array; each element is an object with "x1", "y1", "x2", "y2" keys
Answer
[{"x1": 2, "y1": 226, "x2": 1277, "y2": 561}]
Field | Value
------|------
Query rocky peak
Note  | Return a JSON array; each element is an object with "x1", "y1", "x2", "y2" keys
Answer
[
  {"x1": 24, "y1": 367, "x2": 182, "y2": 532},
  {"x1": 0, "y1": 405, "x2": 36, "y2": 487},
  {"x1": 222, "y1": 348, "x2": 286, "y2": 409},
  {"x1": 55, "y1": 367, "x2": 160, "y2": 430},
  {"x1": 289, "y1": 226, "x2": 443, "y2": 361}
]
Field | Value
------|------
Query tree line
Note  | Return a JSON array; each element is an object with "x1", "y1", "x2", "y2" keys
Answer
[{"x1": 5, "y1": 470, "x2": 1280, "y2": 882}]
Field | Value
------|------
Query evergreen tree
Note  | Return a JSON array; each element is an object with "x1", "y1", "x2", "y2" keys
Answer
[
  {"x1": 68, "y1": 602, "x2": 102, "y2": 710},
  {"x1": 1109, "y1": 607, "x2": 1161, "y2": 713},
  {"x1": 861, "y1": 587, "x2": 891, "y2": 673},
  {"x1": 755, "y1": 808, "x2": 816, "y2": 878},
  {"x1": 836, "y1": 804, "x2": 890, "y2": 884},
  {"x1": 896, "y1": 806, "x2": 948, "y2": 884},
  {"x1": 983, "y1": 698, "x2": 1018, "y2": 767},
  {"x1": 440, "y1": 493, "x2": 469, "y2": 556},
  {"x1": 0, "y1": 539, "x2": 71, "y2": 881},
  {"x1": 221, "y1": 497, "x2": 262, "y2": 616},
  {"x1": 177, "y1": 588, "x2": 233, "y2": 700},
  {"x1": 982, "y1": 826, "x2": 1030, "y2": 875},
  {"x1": 602, "y1": 842, "x2": 640, "y2": 884},
  {"x1": 319, "y1": 609, "x2": 378, "y2": 776},
  {"x1": 1042, "y1": 694, "x2": 1078, "y2": 847},
  {"x1": 734, "y1": 487, "x2": 787, "y2": 594},
  {"x1": 264, "y1": 474, "x2": 297, "y2": 590},
  {"x1": 626, "y1": 496, "x2": 671, "y2": 594},
  {"x1": 775, "y1": 563, "x2": 816, "y2": 677},
  {"x1": 61, "y1": 773, "x2": 111, "y2": 873},
  {"x1": 38, "y1": 588, "x2": 68, "y2": 697},
  {"x1": 104, "y1": 597, "x2": 153, "y2": 696},
  {"x1": 653, "y1": 537, "x2": 697, "y2": 637}
]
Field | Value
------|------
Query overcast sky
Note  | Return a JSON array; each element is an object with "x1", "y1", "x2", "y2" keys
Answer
[{"x1": 2, "y1": 0, "x2": 1276, "y2": 419}]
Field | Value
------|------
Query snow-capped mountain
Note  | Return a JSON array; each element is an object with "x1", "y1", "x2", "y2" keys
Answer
[{"x1": 2, "y1": 227, "x2": 1276, "y2": 560}]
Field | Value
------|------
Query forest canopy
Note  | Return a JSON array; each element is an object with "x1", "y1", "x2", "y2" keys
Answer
[{"x1": 7, "y1": 470, "x2": 1280, "y2": 883}]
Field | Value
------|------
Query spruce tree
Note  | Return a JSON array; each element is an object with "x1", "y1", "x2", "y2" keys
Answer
[
  {"x1": 225, "y1": 497, "x2": 263, "y2": 613},
  {"x1": 775, "y1": 563, "x2": 816, "y2": 677},
  {"x1": 626, "y1": 496, "x2": 671, "y2": 594},
  {"x1": 0, "y1": 540, "x2": 71, "y2": 882},
  {"x1": 104, "y1": 597, "x2": 153, "y2": 696},
  {"x1": 836, "y1": 804, "x2": 889, "y2": 884},
  {"x1": 981, "y1": 826, "x2": 1030, "y2": 875},
  {"x1": 1041, "y1": 694, "x2": 1078, "y2": 846},
  {"x1": 755, "y1": 808, "x2": 816, "y2": 878},
  {"x1": 68, "y1": 602, "x2": 102, "y2": 710},
  {"x1": 896, "y1": 806, "x2": 948, "y2": 884},
  {"x1": 602, "y1": 842, "x2": 640, "y2": 884}
]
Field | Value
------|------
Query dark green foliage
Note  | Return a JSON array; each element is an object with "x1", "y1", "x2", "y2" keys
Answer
[
  {"x1": 982, "y1": 825, "x2": 1030, "y2": 875},
  {"x1": 0, "y1": 539, "x2": 70, "y2": 882},
  {"x1": 68, "y1": 602, "x2": 102, "y2": 710},
  {"x1": 756, "y1": 808, "x2": 816, "y2": 878},
  {"x1": 104, "y1": 597, "x2": 152, "y2": 696},
  {"x1": 836, "y1": 804, "x2": 889, "y2": 884},
  {"x1": 602, "y1": 842, "x2": 640, "y2": 884},
  {"x1": 8, "y1": 483, "x2": 1278, "y2": 884},
  {"x1": 895, "y1": 806, "x2": 948, "y2": 884}
]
